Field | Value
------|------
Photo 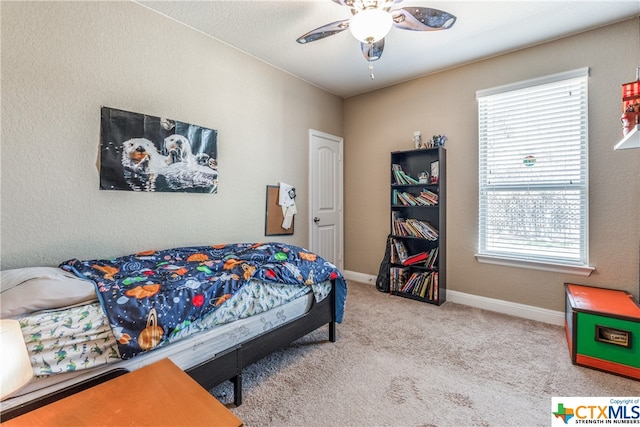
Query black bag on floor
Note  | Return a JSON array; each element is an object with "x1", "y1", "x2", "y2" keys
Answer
[{"x1": 375, "y1": 234, "x2": 393, "y2": 293}]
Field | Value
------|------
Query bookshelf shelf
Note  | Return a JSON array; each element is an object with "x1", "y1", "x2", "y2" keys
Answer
[
  {"x1": 390, "y1": 234, "x2": 429, "y2": 240},
  {"x1": 389, "y1": 147, "x2": 446, "y2": 305},
  {"x1": 391, "y1": 205, "x2": 437, "y2": 209},
  {"x1": 391, "y1": 184, "x2": 437, "y2": 187}
]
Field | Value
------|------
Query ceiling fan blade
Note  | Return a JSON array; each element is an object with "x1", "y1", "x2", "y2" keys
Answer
[
  {"x1": 391, "y1": 7, "x2": 456, "y2": 31},
  {"x1": 361, "y1": 38, "x2": 385, "y2": 62},
  {"x1": 296, "y1": 19, "x2": 350, "y2": 44}
]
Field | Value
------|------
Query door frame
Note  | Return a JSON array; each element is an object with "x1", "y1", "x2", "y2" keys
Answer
[{"x1": 308, "y1": 129, "x2": 344, "y2": 270}]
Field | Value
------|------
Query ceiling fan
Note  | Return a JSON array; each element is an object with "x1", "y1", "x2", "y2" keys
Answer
[{"x1": 296, "y1": 0, "x2": 457, "y2": 79}]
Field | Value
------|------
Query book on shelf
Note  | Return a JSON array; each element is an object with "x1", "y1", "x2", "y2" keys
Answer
[
  {"x1": 433, "y1": 272, "x2": 438, "y2": 300},
  {"x1": 425, "y1": 247, "x2": 439, "y2": 269},
  {"x1": 391, "y1": 239, "x2": 409, "y2": 264},
  {"x1": 430, "y1": 160, "x2": 439, "y2": 184},
  {"x1": 390, "y1": 239, "x2": 398, "y2": 263},
  {"x1": 402, "y1": 251, "x2": 427, "y2": 266},
  {"x1": 404, "y1": 247, "x2": 438, "y2": 268}
]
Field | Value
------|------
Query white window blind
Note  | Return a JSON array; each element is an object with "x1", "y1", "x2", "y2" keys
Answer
[{"x1": 476, "y1": 68, "x2": 592, "y2": 273}]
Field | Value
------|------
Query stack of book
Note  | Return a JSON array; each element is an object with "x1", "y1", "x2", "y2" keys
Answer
[
  {"x1": 392, "y1": 189, "x2": 438, "y2": 206},
  {"x1": 389, "y1": 267, "x2": 409, "y2": 293},
  {"x1": 391, "y1": 213, "x2": 439, "y2": 240},
  {"x1": 391, "y1": 164, "x2": 419, "y2": 185},
  {"x1": 419, "y1": 189, "x2": 438, "y2": 205}
]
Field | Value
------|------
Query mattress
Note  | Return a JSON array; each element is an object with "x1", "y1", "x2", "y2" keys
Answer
[{"x1": 1, "y1": 288, "x2": 316, "y2": 412}]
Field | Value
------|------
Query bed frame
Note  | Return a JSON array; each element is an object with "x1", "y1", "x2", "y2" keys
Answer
[{"x1": 0, "y1": 285, "x2": 336, "y2": 421}]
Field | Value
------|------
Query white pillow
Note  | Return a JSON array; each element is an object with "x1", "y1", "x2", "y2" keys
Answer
[{"x1": 0, "y1": 267, "x2": 97, "y2": 318}]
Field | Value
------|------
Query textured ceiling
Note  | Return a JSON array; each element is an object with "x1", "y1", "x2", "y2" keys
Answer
[{"x1": 137, "y1": 1, "x2": 640, "y2": 98}]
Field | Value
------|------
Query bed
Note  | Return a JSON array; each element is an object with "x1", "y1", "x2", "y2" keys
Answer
[{"x1": 0, "y1": 242, "x2": 347, "y2": 420}]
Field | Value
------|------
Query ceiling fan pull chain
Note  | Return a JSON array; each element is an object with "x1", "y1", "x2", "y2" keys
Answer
[{"x1": 368, "y1": 42, "x2": 375, "y2": 80}]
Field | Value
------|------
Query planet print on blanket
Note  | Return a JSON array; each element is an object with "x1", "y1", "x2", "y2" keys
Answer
[{"x1": 138, "y1": 308, "x2": 163, "y2": 351}]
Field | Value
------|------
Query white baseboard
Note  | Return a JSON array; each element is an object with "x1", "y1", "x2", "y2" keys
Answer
[
  {"x1": 342, "y1": 270, "x2": 565, "y2": 326},
  {"x1": 343, "y1": 270, "x2": 377, "y2": 286}
]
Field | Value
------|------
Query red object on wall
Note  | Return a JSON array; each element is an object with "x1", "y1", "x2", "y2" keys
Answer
[
  {"x1": 621, "y1": 77, "x2": 640, "y2": 135},
  {"x1": 622, "y1": 79, "x2": 640, "y2": 111}
]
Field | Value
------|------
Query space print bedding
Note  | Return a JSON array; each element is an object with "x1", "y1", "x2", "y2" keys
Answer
[
  {"x1": 60, "y1": 242, "x2": 345, "y2": 359},
  {"x1": 0, "y1": 242, "x2": 347, "y2": 404}
]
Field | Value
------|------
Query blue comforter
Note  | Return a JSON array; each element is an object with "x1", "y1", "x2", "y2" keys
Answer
[{"x1": 61, "y1": 242, "x2": 346, "y2": 359}]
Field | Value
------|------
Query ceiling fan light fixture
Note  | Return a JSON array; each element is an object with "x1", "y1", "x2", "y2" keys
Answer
[{"x1": 349, "y1": 8, "x2": 392, "y2": 43}]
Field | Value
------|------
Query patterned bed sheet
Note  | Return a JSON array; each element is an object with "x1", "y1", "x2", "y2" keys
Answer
[{"x1": 19, "y1": 279, "x2": 330, "y2": 379}]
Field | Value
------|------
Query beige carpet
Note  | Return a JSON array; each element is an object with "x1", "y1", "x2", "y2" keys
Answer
[{"x1": 211, "y1": 281, "x2": 640, "y2": 426}]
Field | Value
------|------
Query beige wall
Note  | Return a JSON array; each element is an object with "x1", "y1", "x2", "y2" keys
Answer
[
  {"x1": 344, "y1": 18, "x2": 640, "y2": 311},
  {"x1": 1, "y1": 1, "x2": 343, "y2": 269}
]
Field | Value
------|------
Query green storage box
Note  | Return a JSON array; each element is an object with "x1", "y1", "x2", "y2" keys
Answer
[{"x1": 565, "y1": 283, "x2": 640, "y2": 380}]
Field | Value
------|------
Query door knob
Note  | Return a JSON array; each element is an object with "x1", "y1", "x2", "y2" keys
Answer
[{"x1": 313, "y1": 217, "x2": 320, "y2": 223}]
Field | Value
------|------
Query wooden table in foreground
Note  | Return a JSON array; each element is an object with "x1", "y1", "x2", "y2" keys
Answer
[{"x1": 2, "y1": 358, "x2": 243, "y2": 427}]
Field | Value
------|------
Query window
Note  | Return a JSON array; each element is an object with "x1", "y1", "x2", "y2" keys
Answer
[{"x1": 476, "y1": 68, "x2": 594, "y2": 275}]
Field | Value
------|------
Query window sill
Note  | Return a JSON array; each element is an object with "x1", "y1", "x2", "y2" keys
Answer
[{"x1": 475, "y1": 254, "x2": 595, "y2": 276}]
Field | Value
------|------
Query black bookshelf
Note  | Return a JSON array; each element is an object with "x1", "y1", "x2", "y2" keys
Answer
[{"x1": 389, "y1": 147, "x2": 446, "y2": 305}]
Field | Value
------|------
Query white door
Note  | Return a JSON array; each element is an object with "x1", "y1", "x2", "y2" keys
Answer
[{"x1": 309, "y1": 129, "x2": 344, "y2": 271}]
